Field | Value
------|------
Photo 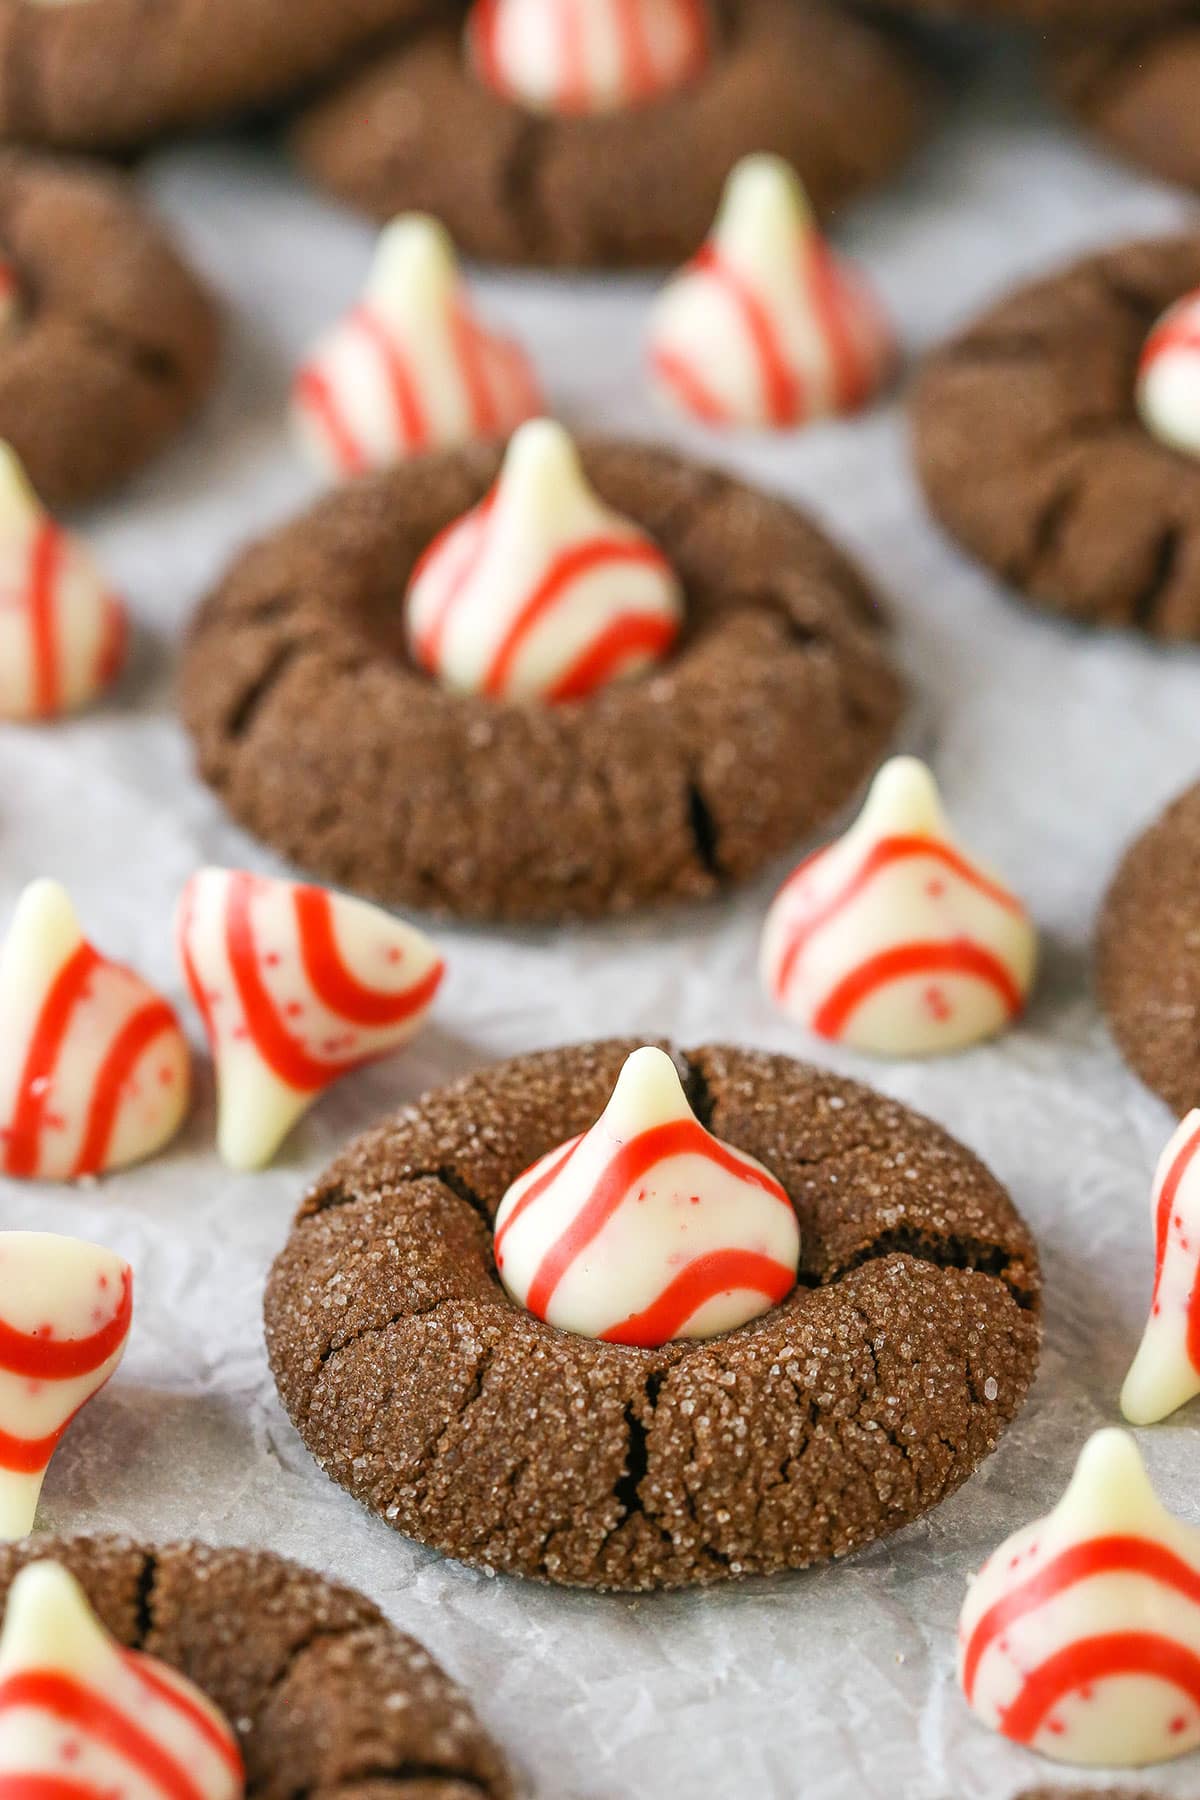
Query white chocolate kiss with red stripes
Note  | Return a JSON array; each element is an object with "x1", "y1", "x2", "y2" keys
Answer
[
  {"x1": 293, "y1": 215, "x2": 541, "y2": 480},
  {"x1": 406, "y1": 420, "x2": 683, "y2": 702},
  {"x1": 0, "y1": 444, "x2": 126, "y2": 723},
  {"x1": 959, "y1": 1429, "x2": 1200, "y2": 1767},
  {"x1": 466, "y1": 0, "x2": 711, "y2": 116},
  {"x1": 0, "y1": 881, "x2": 190, "y2": 1183},
  {"x1": 648, "y1": 156, "x2": 895, "y2": 431},
  {"x1": 1123, "y1": 1111, "x2": 1200, "y2": 1426},
  {"x1": 0, "y1": 1561, "x2": 244, "y2": 1798},
  {"x1": 493, "y1": 1046, "x2": 800, "y2": 1347},
  {"x1": 0, "y1": 1232, "x2": 132, "y2": 1541},
  {"x1": 760, "y1": 758, "x2": 1037, "y2": 1057},
  {"x1": 177, "y1": 869, "x2": 444, "y2": 1172},
  {"x1": 1137, "y1": 288, "x2": 1200, "y2": 461}
]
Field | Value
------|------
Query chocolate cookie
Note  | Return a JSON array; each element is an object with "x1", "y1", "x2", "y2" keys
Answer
[
  {"x1": 0, "y1": 1535, "x2": 513, "y2": 1798},
  {"x1": 291, "y1": 0, "x2": 928, "y2": 269},
  {"x1": 265, "y1": 1039, "x2": 1042, "y2": 1592},
  {"x1": 1051, "y1": 15, "x2": 1200, "y2": 195},
  {"x1": 912, "y1": 234, "x2": 1200, "y2": 639},
  {"x1": 0, "y1": 152, "x2": 219, "y2": 507},
  {"x1": 1098, "y1": 778, "x2": 1200, "y2": 1116},
  {"x1": 0, "y1": 0, "x2": 438, "y2": 153},
  {"x1": 179, "y1": 438, "x2": 902, "y2": 923}
]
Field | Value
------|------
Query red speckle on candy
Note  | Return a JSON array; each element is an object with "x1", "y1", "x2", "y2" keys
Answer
[
  {"x1": 158, "y1": 1064, "x2": 174, "y2": 1087},
  {"x1": 689, "y1": 1194, "x2": 701, "y2": 1206},
  {"x1": 264, "y1": 952, "x2": 281, "y2": 967},
  {"x1": 233, "y1": 1025, "x2": 249, "y2": 1042},
  {"x1": 1047, "y1": 1719, "x2": 1065, "y2": 1736},
  {"x1": 924, "y1": 986, "x2": 952, "y2": 1023},
  {"x1": 926, "y1": 878, "x2": 946, "y2": 898},
  {"x1": 97, "y1": 1274, "x2": 108, "y2": 1290},
  {"x1": 285, "y1": 1002, "x2": 303, "y2": 1019},
  {"x1": 1154, "y1": 1301, "x2": 1162, "y2": 1316},
  {"x1": 60, "y1": 1740, "x2": 81, "y2": 1764},
  {"x1": 385, "y1": 946, "x2": 403, "y2": 965},
  {"x1": 1171, "y1": 1715, "x2": 1188, "y2": 1735}
]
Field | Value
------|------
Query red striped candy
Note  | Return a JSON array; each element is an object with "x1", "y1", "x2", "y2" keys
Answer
[
  {"x1": 0, "y1": 1234, "x2": 132, "y2": 1541},
  {"x1": 959, "y1": 1430, "x2": 1200, "y2": 1766},
  {"x1": 1137, "y1": 288, "x2": 1200, "y2": 461},
  {"x1": 649, "y1": 155, "x2": 894, "y2": 431},
  {"x1": 1122, "y1": 1111, "x2": 1200, "y2": 1425},
  {"x1": 494, "y1": 1046, "x2": 799, "y2": 1345},
  {"x1": 0, "y1": 445, "x2": 126, "y2": 723},
  {"x1": 177, "y1": 868, "x2": 444, "y2": 1171},
  {"x1": 760, "y1": 758, "x2": 1036, "y2": 1057},
  {"x1": 293, "y1": 216, "x2": 540, "y2": 480},
  {"x1": 0, "y1": 882, "x2": 190, "y2": 1184},
  {"x1": 0, "y1": 1561, "x2": 243, "y2": 1797},
  {"x1": 406, "y1": 420, "x2": 682, "y2": 701},
  {"x1": 467, "y1": 0, "x2": 711, "y2": 116}
]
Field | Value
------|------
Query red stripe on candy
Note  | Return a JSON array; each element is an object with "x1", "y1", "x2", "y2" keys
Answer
[
  {"x1": 224, "y1": 874, "x2": 359, "y2": 1092},
  {"x1": 812, "y1": 940, "x2": 1024, "y2": 1040},
  {"x1": 651, "y1": 343, "x2": 731, "y2": 425},
  {"x1": 1151, "y1": 1121, "x2": 1200, "y2": 1377},
  {"x1": 999, "y1": 1632, "x2": 1200, "y2": 1745},
  {"x1": 293, "y1": 885, "x2": 443, "y2": 1028},
  {"x1": 295, "y1": 365, "x2": 367, "y2": 477},
  {"x1": 963, "y1": 1534, "x2": 1200, "y2": 1702},
  {"x1": 546, "y1": 611, "x2": 679, "y2": 702},
  {"x1": 692, "y1": 244, "x2": 802, "y2": 428},
  {"x1": 614, "y1": 0, "x2": 657, "y2": 101},
  {"x1": 558, "y1": 0, "x2": 588, "y2": 111},
  {"x1": 351, "y1": 306, "x2": 429, "y2": 452},
  {"x1": 600, "y1": 1247, "x2": 796, "y2": 1347},
  {"x1": 802, "y1": 239, "x2": 879, "y2": 413},
  {"x1": 483, "y1": 536, "x2": 672, "y2": 699},
  {"x1": 1142, "y1": 320, "x2": 1200, "y2": 374},
  {"x1": 0, "y1": 1420, "x2": 72, "y2": 1474},
  {"x1": 0, "y1": 1670, "x2": 214, "y2": 1800},
  {"x1": 493, "y1": 1135, "x2": 583, "y2": 1263},
  {"x1": 773, "y1": 834, "x2": 1023, "y2": 1004},
  {"x1": 410, "y1": 491, "x2": 497, "y2": 673},
  {"x1": 470, "y1": 0, "x2": 507, "y2": 93},
  {"x1": 525, "y1": 1119, "x2": 792, "y2": 1319},
  {"x1": 0, "y1": 1266, "x2": 131, "y2": 1382},
  {"x1": 0, "y1": 1780, "x2": 104, "y2": 1800},
  {"x1": 28, "y1": 521, "x2": 63, "y2": 719},
  {"x1": 94, "y1": 595, "x2": 127, "y2": 693},
  {"x1": 2, "y1": 942, "x2": 100, "y2": 1178},
  {"x1": 450, "y1": 302, "x2": 502, "y2": 438},
  {"x1": 71, "y1": 1002, "x2": 179, "y2": 1179},
  {"x1": 130, "y1": 1655, "x2": 245, "y2": 1778}
]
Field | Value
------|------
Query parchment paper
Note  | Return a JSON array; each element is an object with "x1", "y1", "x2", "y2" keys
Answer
[{"x1": 2, "y1": 30, "x2": 1199, "y2": 1799}]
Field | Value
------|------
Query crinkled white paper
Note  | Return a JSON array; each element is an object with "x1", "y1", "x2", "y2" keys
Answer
[{"x1": 2, "y1": 32, "x2": 1199, "y2": 1799}]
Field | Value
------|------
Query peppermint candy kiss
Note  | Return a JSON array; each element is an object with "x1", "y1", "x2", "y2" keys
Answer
[
  {"x1": 0, "y1": 1233, "x2": 132, "y2": 1541},
  {"x1": 177, "y1": 869, "x2": 444, "y2": 1171},
  {"x1": 466, "y1": 0, "x2": 712, "y2": 116},
  {"x1": 760, "y1": 758, "x2": 1037, "y2": 1057},
  {"x1": 293, "y1": 215, "x2": 541, "y2": 479},
  {"x1": 649, "y1": 155, "x2": 894, "y2": 431},
  {"x1": 406, "y1": 420, "x2": 683, "y2": 702},
  {"x1": 959, "y1": 1430, "x2": 1200, "y2": 1767},
  {"x1": 0, "y1": 444, "x2": 126, "y2": 722},
  {"x1": 1122, "y1": 1112, "x2": 1200, "y2": 1426},
  {"x1": 1137, "y1": 288, "x2": 1200, "y2": 461},
  {"x1": 493, "y1": 1046, "x2": 800, "y2": 1346},
  {"x1": 0, "y1": 1561, "x2": 244, "y2": 1798},
  {"x1": 0, "y1": 881, "x2": 190, "y2": 1182}
]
